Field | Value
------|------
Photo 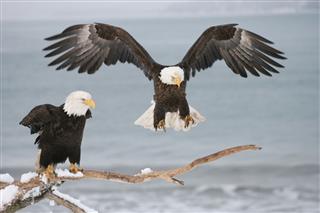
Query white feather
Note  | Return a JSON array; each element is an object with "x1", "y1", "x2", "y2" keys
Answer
[
  {"x1": 134, "y1": 101, "x2": 206, "y2": 132},
  {"x1": 63, "y1": 90, "x2": 92, "y2": 117},
  {"x1": 159, "y1": 66, "x2": 184, "y2": 85}
]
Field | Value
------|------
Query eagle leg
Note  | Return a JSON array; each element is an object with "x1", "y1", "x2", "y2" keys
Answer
[
  {"x1": 154, "y1": 103, "x2": 166, "y2": 131},
  {"x1": 44, "y1": 164, "x2": 56, "y2": 179},
  {"x1": 184, "y1": 115, "x2": 195, "y2": 128},
  {"x1": 179, "y1": 98, "x2": 193, "y2": 128},
  {"x1": 69, "y1": 163, "x2": 83, "y2": 173},
  {"x1": 156, "y1": 119, "x2": 166, "y2": 132}
]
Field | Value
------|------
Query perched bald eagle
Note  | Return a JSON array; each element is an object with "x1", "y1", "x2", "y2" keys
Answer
[
  {"x1": 20, "y1": 91, "x2": 96, "y2": 176},
  {"x1": 44, "y1": 23, "x2": 285, "y2": 131}
]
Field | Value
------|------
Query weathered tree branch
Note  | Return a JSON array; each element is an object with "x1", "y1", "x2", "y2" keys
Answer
[
  {"x1": 0, "y1": 145, "x2": 261, "y2": 212},
  {"x1": 46, "y1": 192, "x2": 85, "y2": 213},
  {"x1": 45, "y1": 189, "x2": 95, "y2": 213}
]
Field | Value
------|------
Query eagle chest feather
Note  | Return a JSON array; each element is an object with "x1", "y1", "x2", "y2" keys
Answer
[
  {"x1": 41, "y1": 114, "x2": 86, "y2": 148},
  {"x1": 154, "y1": 79, "x2": 186, "y2": 110}
]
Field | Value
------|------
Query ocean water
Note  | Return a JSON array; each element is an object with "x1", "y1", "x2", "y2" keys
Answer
[{"x1": 1, "y1": 14, "x2": 319, "y2": 212}]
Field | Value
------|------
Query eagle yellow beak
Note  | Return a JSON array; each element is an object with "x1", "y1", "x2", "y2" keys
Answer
[
  {"x1": 174, "y1": 76, "x2": 182, "y2": 88},
  {"x1": 84, "y1": 99, "x2": 96, "y2": 109}
]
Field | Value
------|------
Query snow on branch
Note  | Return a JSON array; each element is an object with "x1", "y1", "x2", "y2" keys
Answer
[
  {"x1": 46, "y1": 187, "x2": 98, "y2": 213},
  {"x1": 0, "y1": 145, "x2": 261, "y2": 212}
]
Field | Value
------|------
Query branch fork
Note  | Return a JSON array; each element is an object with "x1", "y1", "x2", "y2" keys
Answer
[{"x1": 1, "y1": 145, "x2": 261, "y2": 212}]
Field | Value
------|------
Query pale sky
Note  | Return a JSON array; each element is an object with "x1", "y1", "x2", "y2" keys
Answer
[{"x1": 2, "y1": 1, "x2": 318, "y2": 21}]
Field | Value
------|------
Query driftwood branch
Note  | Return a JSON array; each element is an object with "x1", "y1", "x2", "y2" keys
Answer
[
  {"x1": 0, "y1": 145, "x2": 261, "y2": 212},
  {"x1": 45, "y1": 189, "x2": 93, "y2": 213},
  {"x1": 46, "y1": 192, "x2": 85, "y2": 213}
]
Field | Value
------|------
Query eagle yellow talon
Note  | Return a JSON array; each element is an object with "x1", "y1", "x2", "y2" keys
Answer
[
  {"x1": 184, "y1": 115, "x2": 195, "y2": 128},
  {"x1": 156, "y1": 119, "x2": 166, "y2": 131},
  {"x1": 69, "y1": 163, "x2": 83, "y2": 173},
  {"x1": 44, "y1": 164, "x2": 56, "y2": 179}
]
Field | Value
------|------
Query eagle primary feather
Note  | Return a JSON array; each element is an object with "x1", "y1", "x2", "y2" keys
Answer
[
  {"x1": 179, "y1": 24, "x2": 286, "y2": 79},
  {"x1": 44, "y1": 23, "x2": 158, "y2": 79}
]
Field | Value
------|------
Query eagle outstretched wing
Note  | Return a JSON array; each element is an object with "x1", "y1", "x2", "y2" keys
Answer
[
  {"x1": 44, "y1": 23, "x2": 158, "y2": 80},
  {"x1": 178, "y1": 24, "x2": 286, "y2": 80}
]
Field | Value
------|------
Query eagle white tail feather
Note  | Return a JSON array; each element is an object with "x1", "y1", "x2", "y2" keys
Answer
[{"x1": 134, "y1": 102, "x2": 206, "y2": 131}]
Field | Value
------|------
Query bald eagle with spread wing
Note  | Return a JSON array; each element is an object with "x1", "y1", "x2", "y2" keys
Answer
[{"x1": 44, "y1": 23, "x2": 286, "y2": 131}]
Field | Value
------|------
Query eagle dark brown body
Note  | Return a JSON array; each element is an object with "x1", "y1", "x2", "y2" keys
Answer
[
  {"x1": 44, "y1": 23, "x2": 286, "y2": 131},
  {"x1": 153, "y1": 73, "x2": 189, "y2": 129},
  {"x1": 20, "y1": 104, "x2": 91, "y2": 169}
]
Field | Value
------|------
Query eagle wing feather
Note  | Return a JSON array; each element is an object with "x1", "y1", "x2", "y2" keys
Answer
[
  {"x1": 19, "y1": 104, "x2": 57, "y2": 135},
  {"x1": 44, "y1": 23, "x2": 158, "y2": 80},
  {"x1": 178, "y1": 24, "x2": 286, "y2": 80}
]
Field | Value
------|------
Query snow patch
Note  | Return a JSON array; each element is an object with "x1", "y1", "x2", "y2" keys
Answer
[
  {"x1": 0, "y1": 173, "x2": 14, "y2": 184},
  {"x1": 135, "y1": 168, "x2": 154, "y2": 176},
  {"x1": 40, "y1": 174, "x2": 48, "y2": 184},
  {"x1": 0, "y1": 185, "x2": 19, "y2": 210},
  {"x1": 140, "y1": 168, "x2": 153, "y2": 174},
  {"x1": 55, "y1": 168, "x2": 83, "y2": 178},
  {"x1": 52, "y1": 188, "x2": 97, "y2": 213},
  {"x1": 22, "y1": 187, "x2": 41, "y2": 200},
  {"x1": 20, "y1": 172, "x2": 38, "y2": 183}
]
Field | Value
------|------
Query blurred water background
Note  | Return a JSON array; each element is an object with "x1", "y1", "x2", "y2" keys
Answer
[{"x1": 1, "y1": 1, "x2": 319, "y2": 212}]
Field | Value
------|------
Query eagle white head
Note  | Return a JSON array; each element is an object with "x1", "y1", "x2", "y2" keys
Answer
[
  {"x1": 159, "y1": 66, "x2": 184, "y2": 87},
  {"x1": 63, "y1": 91, "x2": 96, "y2": 117}
]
